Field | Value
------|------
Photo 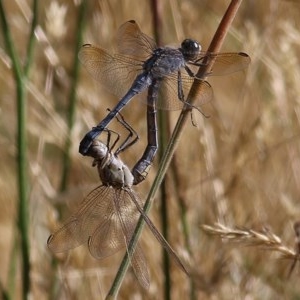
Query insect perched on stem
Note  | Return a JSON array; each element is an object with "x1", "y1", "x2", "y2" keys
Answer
[{"x1": 48, "y1": 114, "x2": 189, "y2": 289}]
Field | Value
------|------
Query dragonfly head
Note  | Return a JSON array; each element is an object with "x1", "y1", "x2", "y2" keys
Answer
[
  {"x1": 85, "y1": 140, "x2": 108, "y2": 161},
  {"x1": 180, "y1": 39, "x2": 201, "y2": 61}
]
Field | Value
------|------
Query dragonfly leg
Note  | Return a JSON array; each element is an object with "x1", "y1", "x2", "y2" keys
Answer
[
  {"x1": 191, "y1": 55, "x2": 207, "y2": 66},
  {"x1": 177, "y1": 69, "x2": 193, "y2": 110},
  {"x1": 177, "y1": 70, "x2": 211, "y2": 119},
  {"x1": 114, "y1": 111, "x2": 139, "y2": 156},
  {"x1": 184, "y1": 65, "x2": 195, "y2": 78}
]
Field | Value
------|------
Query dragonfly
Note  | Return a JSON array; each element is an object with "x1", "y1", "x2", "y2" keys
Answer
[
  {"x1": 47, "y1": 115, "x2": 189, "y2": 289},
  {"x1": 78, "y1": 20, "x2": 250, "y2": 162}
]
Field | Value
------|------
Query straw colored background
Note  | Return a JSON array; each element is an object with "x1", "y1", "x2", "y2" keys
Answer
[{"x1": 1, "y1": 0, "x2": 300, "y2": 299}]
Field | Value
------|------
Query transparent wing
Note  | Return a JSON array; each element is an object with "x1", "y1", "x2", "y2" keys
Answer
[
  {"x1": 78, "y1": 21, "x2": 156, "y2": 101},
  {"x1": 116, "y1": 20, "x2": 156, "y2": 60},
  {"x1": 89, "y1": 188, "x2": 149, "y2": 289},
  {"x1": 115, "y1": 188, "x2": 149, "y2": 289},
  {"x1": 148, "y1": 52, "x2": 249, "y2": 110},
  {"x1": 190, "y1": 51, "x2": 251, "y2": 76},
  {"x1": 128, "y1": 189, "x2": 189, "y2": 276},
  {"x1": 84, "y1": 187, "x2": 126, "y2": 258},
  {"x1": 130, "y1": 244, "x2": 150, "y2": 289},
  {"x1": 47, "y1": 185, "x2": 109, "y2": 252},
  {"x1": 79, "y1": 20, "x2": 250, "y2": 112},
  {"x1": 156, "y1": 75, "x2": 213, "y2": 110},
  {"x1": 136, "y1": 66, "x2": 212, "y2": 111},
  {"x1": 79, "y1": 45, "x2": 143, "y2": 99},
  {"x1": 87, "y1": 188, "x2": 138, "y2": 258},
  {"x1": 47, "y1": 217, "x2": 83, "y2": 252}
]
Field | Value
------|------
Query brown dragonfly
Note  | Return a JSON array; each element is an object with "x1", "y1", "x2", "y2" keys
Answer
[{"x1": 48, "y1": 119, "x2": 188, "y2": 289}]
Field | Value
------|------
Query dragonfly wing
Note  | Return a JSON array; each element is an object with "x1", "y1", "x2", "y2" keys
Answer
[
  {"x1": 154, "y1": 51, "x2": 249, "y2": 110},
  {"x1": 191, "y1": 51, "x2": 251, "y2": 76},
  {"x1": 156, "y1": 75, "x2": 184, "y2": 110},
  {"x1": 47, "y1": 217, "x2": 83, "y2": 252},
  {"x1": 128, "y1": 190, "x2": 189, "y2": 276},
  {"x1": 116, "y1": 20, "x2": 156, "y2": 60},
  {"x1": 88, "y1": 188, "x2": 126, "y2": 259},
  {"x1": 130, "y1": 244, "x2": 150, "y2": 290},
  {"x1": 88, "y1": 187, "x2": 143, "y2": 258},
  {"x1": 152, "y1": 73, "x2": 213, "y2": 110},
  {"x1": 112, "y1": 188, "x2": 149, "y2": 289},
  {"x1": 47, "y1": 185, "x2": 107, "y2": 252},
  {"x1": 78, "y1": 45, "x2": 142, "y2": 98},
  {"x1": 88, "y1": 219, "x2": 126, "y2": 259},
  {"x1": 89, "y1": 187, "x2": 150, "y2": 288}
]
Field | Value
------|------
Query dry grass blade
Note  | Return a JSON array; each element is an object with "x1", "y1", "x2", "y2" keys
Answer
[{"x1": 202, "y1": 223, "x2": 296, "y2": 261}]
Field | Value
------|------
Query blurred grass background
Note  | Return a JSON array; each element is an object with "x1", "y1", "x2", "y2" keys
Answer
[{"x1": 1, "y1": 0, "x2": 300, "y2": 299}]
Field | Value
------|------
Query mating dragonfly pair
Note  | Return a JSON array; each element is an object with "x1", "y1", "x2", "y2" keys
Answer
[{"x1": 47, "y1": 20, "x2": 250, "y2": 289}]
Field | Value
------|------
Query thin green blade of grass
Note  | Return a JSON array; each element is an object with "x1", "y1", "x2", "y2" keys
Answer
[{"x1": 0, "y1": 1, "x2": 38, "y2": 298}]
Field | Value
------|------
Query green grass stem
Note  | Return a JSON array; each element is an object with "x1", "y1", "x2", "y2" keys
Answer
[{"x1": 0, "y1": 1, "x2": 38, "y2": 298}]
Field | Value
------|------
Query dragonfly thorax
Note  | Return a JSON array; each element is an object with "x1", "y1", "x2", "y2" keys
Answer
[
  {"x1": 180, "y1": 39, "x2": 201, "y2": 61},
  {"x1": 97, "y1": 153, "x2": 134, "y2": 188},
  {"x1": 143, "y1": 47, "x2": 186, "y2": 79}
]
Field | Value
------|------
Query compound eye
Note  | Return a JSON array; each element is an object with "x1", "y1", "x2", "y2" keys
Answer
[{"x1": 181, "y1": 39, "x2": 201, "y2": 60}]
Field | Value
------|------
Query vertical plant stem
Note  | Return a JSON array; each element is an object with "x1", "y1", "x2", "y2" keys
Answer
[
  {"x1": 0, "y1": 1, "x2": 38, "y2": 298},
  {"x1": 0, "y1": 5, "x2": 28, "y2": 296},
  {"x1": 16, "y1": 80, "x2": 30, "y2": 300},
  {"x1": 7, "y1": 238, "x2": 18, "y2": 300},
  {"x1": 24, "y1": 0, "x2": 38, "y2": 77},
  {"x1": 60, "y1": 0, "x2": 87, "y2": 191},
  {"x1": 158, "y1": 108, "x2": 171, "y2": 300},
  {"x1": 106, "y1": 0, "x2": 243, "y2": 297},
  {"x1": 150, "y1": 1, "x2": 172, "y2": 298},
  {"x1": 158, "y1": 113, "x2": 171, "y2": 300}
]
